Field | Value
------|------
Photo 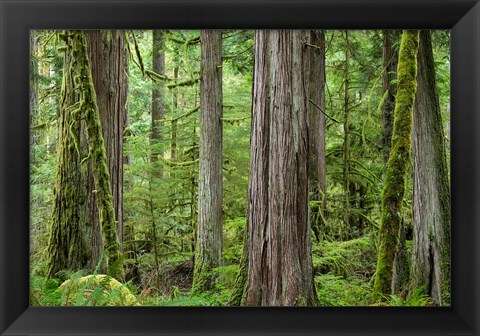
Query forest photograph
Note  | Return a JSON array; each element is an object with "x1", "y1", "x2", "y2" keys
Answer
[{"x1": 29, "y1": 29, "x2": 451, "y2": 307}]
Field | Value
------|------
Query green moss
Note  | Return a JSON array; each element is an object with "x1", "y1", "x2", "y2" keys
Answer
[
  {"x1": 228, "y1": 229, "x2": 249, "y2": 306},
  {"x1": 373, "y1": 30, "x2": 419, "y2": 298},
  {"x1": 65, "y1": 31, "x2": 124, "y2": 281}
]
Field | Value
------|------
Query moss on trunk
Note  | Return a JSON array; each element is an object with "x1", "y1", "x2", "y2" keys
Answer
[
  {"x1": 373, "y1": 30, "x2": 420, "y2": 298},
  {"x1": 66, "y1": 31, "x2": 123, "y2": 281}
]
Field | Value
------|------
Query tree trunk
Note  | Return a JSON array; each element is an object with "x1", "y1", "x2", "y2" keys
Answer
[
  {"x1": 86, "y1": 30, "x2": 127, "y2": 253},
  {"x1": 383, "y1": 31, "x2": 410, "y2": 296},
  {"x1": 192, "y1": 30, "x2": 223, "y2": 292},
  {"x1": 30, "y1": 31, "x2": 40, "y2": 150},
  {"x1": 46, "y1": 31, "x2": 92, "y2": 278},
  {"x1": 47, "y1": 31, "x2": 124, "y2": 280},
  {"x1": 244, "y1": 30, "x2": 318, "y2": 306},
  {"x1": 410, "y1": 30, "x2": 450, "y2": 306},
  {"x1": 373, "y1": 30, "x2": 419, "y2": 298},
  {"x1": 381, "y1": 30, "x2": 400, "y2": 163},
  {"x1": 171, "y1": 67, "x2": 179, "y2": 160},
  {"x1": 342, "y1": 31, "x2": 351, "y2": 241},
  {"x1": 151, "y1": 30, "x2": 166, "y2": 166},
  {"x1": 308, "y1": 30, "x2": 327, "y2": 242}
]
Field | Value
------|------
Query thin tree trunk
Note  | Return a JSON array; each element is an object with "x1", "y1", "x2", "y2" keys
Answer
[
  {"x1": 192, "y1": 30, "x2": 223, "y2": 292},
  {"x1": 373, "y1": 30, "x2": 420, "y2": 298},
  {"x1": 342, "y1": 31, "x2": 350, "y2": 241},
  {"x1": 151, "y1": 30, "x2": 166, "y2": 166},
  {"x1": 171, "y1": 67, "x2": 179, "y2": 160},
  {"x1": 244, "y1": 30, "x2": 318, "y2": 306},
  {"x1": 410, "y1": 30, "x2": 450, "y2": 306},
  {"x1": 30, "y1": 31, "x2": 40, "y2": 151}
]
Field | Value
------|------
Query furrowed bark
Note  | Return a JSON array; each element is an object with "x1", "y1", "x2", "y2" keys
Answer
[
  {"x1": 192, "y1": 30, "x2": 224, "y2": 292},
  {"x1": 410, "y1": 30, "x2": 450, "y2": 306}
]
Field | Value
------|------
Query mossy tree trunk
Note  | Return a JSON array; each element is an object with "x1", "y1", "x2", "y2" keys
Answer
[
  {"x1": 308, "y1": 30, "x2": 327, "y2": 242},
  {"x1": 171, "y1": 67, "x2": 179, "y2": 160},
  {"x1": 46, "y1": 31, "x2": 92, "y2": 277},
  {"x1": 410, "y1": 30, "x2": 450, "y2": 306},
  {"x1": 151, "y1": 30, "x2": 166, "y2": 167},
  {"x1": 86, "y1": 30, "x2": 127, "y2": 252},
  {"x1": 228, "y1": 225, "x2": 249, "y2": 306},
  {"x1": 192, "y1": 30, "x2": 223, "y2": 292},
  {"x1": 244, "y1": 30, "x2": 318, "y2": 306},
  {"x1": 373, "y1": 30, "x2": 420, "y2": 298},
  {"x1": 382, "y1": 30, "x2": 411, "y2": 296},
  {"x1": 381, "y1": 30, "x2": 400, "y2": 163},
  {"x1": 47, "y1": 31, "x2": 124, "y2": 280}
]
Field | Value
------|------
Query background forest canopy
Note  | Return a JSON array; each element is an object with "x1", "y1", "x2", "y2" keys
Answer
[{"x1": 30, "y1": 29, "x2": 451, "y2": 307}]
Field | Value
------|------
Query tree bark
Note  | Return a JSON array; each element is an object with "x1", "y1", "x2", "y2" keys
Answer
[
  {"x1": 46, "y1": 31, "x2": 92, "y2": 278},
  {"x1": 244, "y1": 30, "x2": 318, "y2": 306},
  {"x1": 47, "y1": 31, "x2": 124, "y2": 280},
  {"x1": 308, "y1": 30, "x2": 327, "y2": 242},
  {"x1": 86, "y1": 30, "x2": 127, "y2": 252},
  {"x1": 373, "y1": 30, "x2": 420, "y2": 298},
  {"x1": 410, "y1": 30, "x2": 450, "y2": 306},
  {"x1": 192, "y1": 30, "x2": 223, "y2": 292}
]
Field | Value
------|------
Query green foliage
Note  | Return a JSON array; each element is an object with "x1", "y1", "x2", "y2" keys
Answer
[
  {"x1": 313, "y1": 235, "x2": 376, "y2": 278},
  {"x1": 315, "y1": 274, "x2": 374, "y2": 306},
  {"x1": 389, "y1": 286, "x2": 433, "y2": 306},
  {"x1": 31, "y1": 273, "x2": 138, "y2": 306},
  {"x1": 30, "y1": 275, "x2": 62, "y2": 306},
  {"x1": 59, "y1": 273, "x2": 137, "y2": 306},
  {"x1": 30, "y1": 29, "x2": 450, "y2": 306}
]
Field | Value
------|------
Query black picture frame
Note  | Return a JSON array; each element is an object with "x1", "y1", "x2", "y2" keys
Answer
[{"x1": 1, "y1": 0, "x2": 479, "y2": 335}]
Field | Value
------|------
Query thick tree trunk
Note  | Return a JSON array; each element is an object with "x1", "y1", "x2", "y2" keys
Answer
[
  {"x1": 151, "y1": 30, "x2": 166, "y2": 166},
  {"x1": 86, "y1": 30, "x2": 127, "y2": 253},
  {"x1": 46, "y1": 32, "x2": 92, "y2": 277},
  {"x1": 75, "y1": 31, "x2": 124, "y2": 281},
  {"x1": 373, "y1": 30, "x2": 419, "y2": 298},
  {"x1": 308, "y1": 30, "x2": 327, "y2": 242},
  {"x1": 244, "y1": 30, "x2": 318, "y2": 306},
  {"x1": 47, "y1": 31, "x2": 124, "y2": 280},
  {"x1": 410, "y1": 30, "x2": 450, "y2": 306},
  {"x1": 192, "y1": 30, "x2": 223, "y2": 292}
]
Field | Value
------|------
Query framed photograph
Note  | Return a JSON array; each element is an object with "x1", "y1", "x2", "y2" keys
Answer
[{"x1": 1, "y1": 0, "x2": 479, "y2": 335}]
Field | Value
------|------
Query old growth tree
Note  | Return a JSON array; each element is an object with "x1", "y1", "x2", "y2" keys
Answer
[
  {"x1": 243, "y1": 30, "x2": 318, "y2": 306},
  {"x1": 46, "y1": 31, "x2": 124, "y2": 280}
]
